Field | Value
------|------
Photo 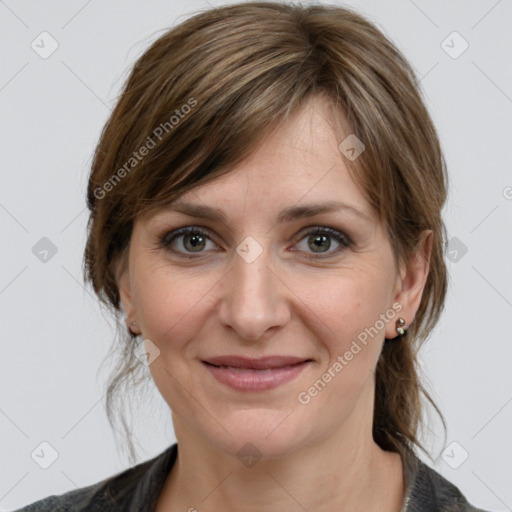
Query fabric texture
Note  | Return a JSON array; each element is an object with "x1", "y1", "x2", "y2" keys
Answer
[{"x1": 12, "y1": 443, "x2": 492, "y2": 511}]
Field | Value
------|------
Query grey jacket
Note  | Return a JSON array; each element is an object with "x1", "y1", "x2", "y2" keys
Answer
[{"x1": 12, "y1": 443, "x2": 492, "y2": 511}]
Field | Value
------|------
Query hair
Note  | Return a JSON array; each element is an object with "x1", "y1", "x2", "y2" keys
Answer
[{"x1": 83, "y1": 1, "x2": 448, "y2": 464}]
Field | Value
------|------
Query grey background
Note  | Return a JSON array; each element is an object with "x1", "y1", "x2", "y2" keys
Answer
[{"x1": 1, "y1": 0, "x2": 511, "y2": 510}]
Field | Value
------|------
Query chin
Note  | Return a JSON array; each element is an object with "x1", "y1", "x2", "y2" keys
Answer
[{"x1": 196, "y1": 407, "x2": 318, "y2": 462}]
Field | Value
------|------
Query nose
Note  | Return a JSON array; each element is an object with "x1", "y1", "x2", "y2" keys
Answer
[{"x1": 217, "y1": 238, "x2": 291, "y2": 342}]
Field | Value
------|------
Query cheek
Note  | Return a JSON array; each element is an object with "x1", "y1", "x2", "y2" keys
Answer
[
  {"x1": 132, "y1": 264, "x2": 217, "y2": 350},
  {"x1": 300, "y1": 267, "x2": 394, "y2": 361}
]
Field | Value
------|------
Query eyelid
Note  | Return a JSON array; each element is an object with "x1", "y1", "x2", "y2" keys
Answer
[{"x1": 158, "y1": 225, "x2": 216, "y2": 249}]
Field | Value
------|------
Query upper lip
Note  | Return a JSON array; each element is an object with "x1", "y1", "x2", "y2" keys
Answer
[{"x1": 202, "y1": 355, "x2": 311, "y2": 370}]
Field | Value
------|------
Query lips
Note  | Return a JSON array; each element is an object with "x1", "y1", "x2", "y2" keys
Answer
[
  {"x1": 201, "y1": 355, "x2": 312, "y2": 391},
  {"x1": 202, "y1": 355, "x2": 310, "y2": 370}
]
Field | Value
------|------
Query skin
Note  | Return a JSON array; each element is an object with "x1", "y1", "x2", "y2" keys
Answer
[{"x1": 117, "y1": 95, "x2": 432, "y2": 511}]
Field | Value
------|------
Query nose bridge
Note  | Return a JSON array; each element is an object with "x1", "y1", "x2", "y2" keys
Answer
[{"x1": 218, "y1": 235, "x2": 288, "y2": 340}]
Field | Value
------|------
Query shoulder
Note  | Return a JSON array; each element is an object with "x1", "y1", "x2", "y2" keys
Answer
[
  {"x1": 11, "y1": 444, "x2": 177, "y2": 512},
  {"x1": 403, "y1": 451, "x2": 493, "y2": 512}
]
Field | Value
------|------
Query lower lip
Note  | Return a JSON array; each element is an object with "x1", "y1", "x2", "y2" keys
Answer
[{"x1": 202, "y1": 361, "x2": 311, "y2": 391}]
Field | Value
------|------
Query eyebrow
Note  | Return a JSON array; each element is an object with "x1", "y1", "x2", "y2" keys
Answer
[{"x1": 165, "y1": 200, "x2": 372, "y2": 224}]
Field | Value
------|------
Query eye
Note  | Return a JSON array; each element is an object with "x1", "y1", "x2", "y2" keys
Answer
[
  {"x1": 158, "y1": 225, "x2": 351, "y2": 258},
  {"x1": 159, "y1": 227, "x2": 217, "y2": 256},
  {"x1": 292, "y1": 226, "x2": 351, "y2": 257}
]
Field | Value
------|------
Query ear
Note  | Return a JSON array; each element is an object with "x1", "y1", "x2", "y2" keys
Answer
[
  {"x1": 116, "y1": 252, "x2": 139, "y2": 333},
  {"x1": 385, "y1": 230, "x2": 433, "y2": 339}
]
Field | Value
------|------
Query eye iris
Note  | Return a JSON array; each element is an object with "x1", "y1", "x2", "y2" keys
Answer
[
  {"x1": 184, "y1": 233, "x2": 206, "y2": 252},
  {"x1": 308, "y1": 234, "x2": 330, "y2": 253}
]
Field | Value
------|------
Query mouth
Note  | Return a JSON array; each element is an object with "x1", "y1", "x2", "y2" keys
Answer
[{"x1": 201, "y1": 356, "x2": 313, "y2": 391}]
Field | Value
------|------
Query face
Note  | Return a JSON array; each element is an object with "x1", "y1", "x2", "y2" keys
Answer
[{"x1": 118, "y1": 95, "x2": 429, "y2": 460}]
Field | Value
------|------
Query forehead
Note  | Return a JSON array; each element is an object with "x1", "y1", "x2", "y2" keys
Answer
[{"x1": 163, "y1": 97, "x2": 371, "y2": 221}]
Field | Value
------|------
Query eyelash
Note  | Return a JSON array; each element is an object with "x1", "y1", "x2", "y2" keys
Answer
[{"x1": 158, "y1": 225, "x2": 352, "y2": 259}]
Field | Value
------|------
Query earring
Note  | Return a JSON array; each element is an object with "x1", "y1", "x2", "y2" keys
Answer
[
  {"x1": 396, "y1": 317, "x2": 407, "y2": 337},
  {"x1": 127, "y1": 319, "x2": 139, "y2": 334}
]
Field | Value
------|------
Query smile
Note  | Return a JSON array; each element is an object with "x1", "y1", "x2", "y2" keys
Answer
[{"x1": 201, "y1": 356, "x2": 312, "y2": 391}]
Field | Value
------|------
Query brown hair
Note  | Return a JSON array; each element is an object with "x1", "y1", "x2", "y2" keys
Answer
[{"x1": 83, "y1": 1, "x2": 448, "y2": 463}]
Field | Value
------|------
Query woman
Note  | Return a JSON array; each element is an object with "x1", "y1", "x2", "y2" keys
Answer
[{"x1": 15, "y1": 2, "x2": 492, "y2": 511}]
